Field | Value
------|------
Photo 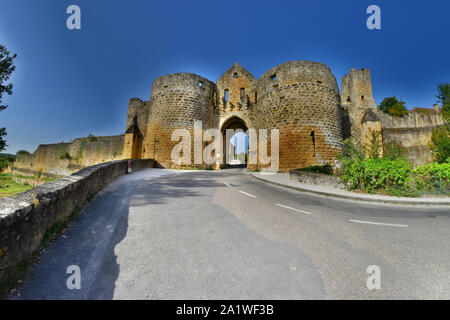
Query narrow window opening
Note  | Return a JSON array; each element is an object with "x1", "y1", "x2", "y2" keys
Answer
[
  {"x1": 240, "y1": 88, "x2": 246, "y2": 100},
  {"x1": 361, "y1": 95, "x2": 364, "y2": 100},
  {"x1": 271, "y1": 74, "x2": 277, "y2": 81},
  {"x1": 317, "y1": 81, "x2": 322, "y2": 84},
  {"x1": 346, "y1": 96, "x2": 351, "y2": 103},
  {"x1": 311, "y1": 131, "x2": 316, "y2": 157},
  {"x1": 198, "y1": 81, "x2": 203, "y2": 87},
  {"x1": 233, "y1": 72, "x2": 238, "y2": 78},
  {"x1": 224, "y1": 89, "x2": 229, "y2": 101},
  {"x1": 255, "y1": 92, "x2": 258, "y2": 103}
]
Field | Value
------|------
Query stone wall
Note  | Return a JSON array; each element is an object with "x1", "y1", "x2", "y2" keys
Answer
[
  {"x1": 0, "y1": 159, "x2": 154, "y2": 298},
  {"x1": 289, "y1": 169, "x2": 344, "y2": 189},
  {"x1": 380, "y1": 111, "x2": 444, "y2": 166},
  {"x1": 12, "y1": 135, "x2": 126, "y2": 177}
]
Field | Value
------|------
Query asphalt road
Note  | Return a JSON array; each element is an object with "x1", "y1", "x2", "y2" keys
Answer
[{"x1": 12, "y1": 168, "x2": 450, "y2": 299}]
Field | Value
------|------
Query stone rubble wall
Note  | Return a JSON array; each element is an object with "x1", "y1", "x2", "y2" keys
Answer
[{"x1": 380, "y1": 111, "x2": 444, "y2": 166}]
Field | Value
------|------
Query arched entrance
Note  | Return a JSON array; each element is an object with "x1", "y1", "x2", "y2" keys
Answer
[{"x1": 220, "y1": 116, "x2": 249, "y2": 168}]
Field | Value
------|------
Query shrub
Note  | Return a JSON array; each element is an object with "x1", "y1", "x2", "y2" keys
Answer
[
  {"x1": 414, "y1": 162, "x2": 450, "y2": 194},
  {"x1": 341, "y1": 158, "x2": 413, "y2": 196},
  {"x1": 430, "y1": 125, "x2": 450, "y2": 163},
  {"x1": 16, "y1": 150, "x2": 31, "y2": 156},
  {"x1": 88, "y1": 134, "x2": 97, "y2": 142},
  {"x1": 384, "y1": 142, "x2": 407, "y2": 161}
]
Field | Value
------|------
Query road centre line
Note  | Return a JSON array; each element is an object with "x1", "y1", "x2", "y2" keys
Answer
[
  {"x1": 239, "y1": 191, "x2": 257, "y2": 198},
  {"x1": 275, "y1": 204, "x2": 312, "y2": 215},
  {"x1": 349, "y1": 219, "x2": 408, "y2": 228}
]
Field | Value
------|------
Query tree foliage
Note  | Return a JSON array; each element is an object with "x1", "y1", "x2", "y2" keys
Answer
[
  {"x1": 436, "y1": 83, "x2": 450, "y2": 121},
  {"x1": 0, "y1": 44, "x2": 17, "y2": 151},
  {"x1": 430, "y1": 124, "x2": 450, "y2": 163},
  {"x1": 379, "y1": 96, "x2": 408, "y2": 117}
]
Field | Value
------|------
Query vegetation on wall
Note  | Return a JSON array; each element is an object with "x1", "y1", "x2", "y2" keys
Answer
[
  {"x1": 436, "y1": 83, "x2": 450, "y2": 121},
  {"x1": 338, "y1": 136, "x2": 449, "y2": 197},
  {"x1": 378, "y1": 96, "x2": 408, "y2": 117},
  {"x1": 16, "y1": 150, "x2": 31, "y2": 156},
  {"x1": 75, "y1": 140, "x2": 86, "y2": 161},
  {"x1": 58, "y1": 144, "x2": 71, "y2": 160},
  {"x1": 0, "y1": 44, "x2": 17, "y2": 151},
  {"x1": 383, "y1": 142, "x2": 407, "y2": 161},
  {"x1": 429, "y1": 83, "x2": 450, "y2": 164},
  {"x1": 430, "y1": 125, "x2": 450, "y2": 163}
]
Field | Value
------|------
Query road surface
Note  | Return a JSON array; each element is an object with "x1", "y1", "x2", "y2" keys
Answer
[{"x1": 12, "y1": 168, "x2": 450, "y2": 299}]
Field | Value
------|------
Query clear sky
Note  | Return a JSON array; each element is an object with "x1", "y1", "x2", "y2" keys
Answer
[{"x1": 0, "y1": 0, "x2": 449, "y2": 154}]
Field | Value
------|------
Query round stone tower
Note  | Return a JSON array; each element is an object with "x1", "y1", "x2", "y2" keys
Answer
[
  {"x1": 256, "y1": 60, "x2": 343, "y2": 171},
  {"x1": 143, "y1": 73, "x2": 216, "y2": 167}
]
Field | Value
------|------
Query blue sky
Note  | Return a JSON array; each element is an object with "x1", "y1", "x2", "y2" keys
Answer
[{"x1": 0, "y1": 0, "x2": 449, "y2": 154}]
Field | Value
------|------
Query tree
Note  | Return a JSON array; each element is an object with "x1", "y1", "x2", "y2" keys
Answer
[
  {"x1": 0, "y1": 44, "x2": 17, "y2": 151},
  {"x1": 379, "y1": 96, "x2": 408, "y2": 117},
  {"x1": 436, "y1": 83, "x2": 450, "y2": 122}
]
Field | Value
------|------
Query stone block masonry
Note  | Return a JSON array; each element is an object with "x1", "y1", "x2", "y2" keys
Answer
[{"x1": 0, "y1": 159, "x2": 154, "y2": 298}]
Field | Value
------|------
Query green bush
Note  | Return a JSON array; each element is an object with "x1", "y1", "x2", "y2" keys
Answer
[
  {"x1": 341, "y1": 158, "x2": 413, "y2": 196},
  {"x1": 430, "y1": 125, "x2": 450, "y2": 163},
  {"x1": 379, "y1": 97, "x2": 408, "y2": 117},
  {"x1": 297, "y1": 164, "x2": 333, "y2": 175},
  {"x1": 384, "y1": 142, "x2": 407, "y2": 161},
  {"x1": 414, "y1": 163, "x2": 450, "y2": 194},
  {"x1": 16, "y1": 150, "x2": 30, "y2": 156}
]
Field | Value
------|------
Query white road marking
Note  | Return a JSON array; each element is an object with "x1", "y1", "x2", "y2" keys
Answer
[
  {"x1": 239, "y1": 191, "x2": 257, "y2": 198},
  {"x1": 224, "y1": 183, "x2": 232, "y2": 188},
  {"x1": 275, "y1": 204, "x2": 312, "y2": 215},
  {"x1": 349, "y1": 219, "x2": 408, "y2": 228}
]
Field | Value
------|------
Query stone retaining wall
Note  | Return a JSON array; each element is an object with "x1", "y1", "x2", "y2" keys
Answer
[
  {"x1": 289, "y1": 169, "x2": 344, "y2": 189},
  {"x1": 0, "y1": 159, "x2": 153, "y2": 297}
]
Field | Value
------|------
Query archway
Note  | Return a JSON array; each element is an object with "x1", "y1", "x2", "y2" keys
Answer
[{"x1": 220, "y1": 116, "x2": 249, "y2": 168}]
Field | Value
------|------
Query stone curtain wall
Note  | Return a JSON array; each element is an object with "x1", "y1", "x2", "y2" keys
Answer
[
  {"x1": 16, "y1": 60, "x2": 444, "y2": 174},
  {"x1": 380, "y1": 111, "x2": 444, "y2": 166},
  {"x1": 255, "y1": 61, "x2": 343, "y2": 171},
  {"x1": 0, "y1": 159, "x2": 154, "y2": 298},
  {"x1": 13, "y1": 135, "x2": 126, "y2": 177},
  {"x1": 143, "y1": 73, "x2": 216, "y2": 168}
]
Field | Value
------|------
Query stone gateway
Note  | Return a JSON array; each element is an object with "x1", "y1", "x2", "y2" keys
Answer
[{"x1": 122, "y1": 61, "x2": 443, "y2": 172}]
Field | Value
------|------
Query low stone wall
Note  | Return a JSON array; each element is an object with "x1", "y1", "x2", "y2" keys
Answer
[
  {"x1": 0, "y1": 159, "x2": 153, "y2": 297},
  {"x1": 289, "y1": 169, "x2": 344, "y2": 189}
]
